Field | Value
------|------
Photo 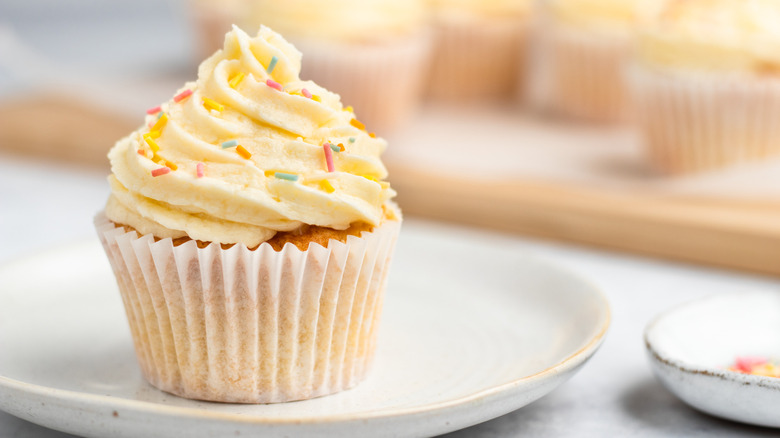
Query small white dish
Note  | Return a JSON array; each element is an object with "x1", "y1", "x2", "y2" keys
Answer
[
  {"x1": 645, "y1": 290, "x2": 780, "y2": 428},
  {"x1": 0, "y1": 225, "x2": 610, "y2": 438}
]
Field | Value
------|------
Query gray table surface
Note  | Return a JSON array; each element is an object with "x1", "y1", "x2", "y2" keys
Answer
[{"x1": 1, "y1": 153, "x2": 779, "y2": 437}]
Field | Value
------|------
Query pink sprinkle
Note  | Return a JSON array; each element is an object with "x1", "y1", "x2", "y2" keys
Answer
[
  {"x1": 323, "y1": 143, "x2": 335, "y2": 172},
  {"x1": 302, "y1": 88, "x2": 312, "y2": 99},
  {"x1": 151, "y1": 167, "x2": 171, "y2": 177},
  {"x1": 266, "y1": 79, "x2": 283, "y2": 91},
  {"x1": 174, "y1": 89, "x2": 193, "y2": 102},
  {"x1": 146, "y1": 105, "x2": 161, "y2": 115},
  {"x1": 735, "y1": 356, "x2": 767, "y2": 373},
  {"x1": 196, "y1": 162, "x2": 205, "y2": 178}
]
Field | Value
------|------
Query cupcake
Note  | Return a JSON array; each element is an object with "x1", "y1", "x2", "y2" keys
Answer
[
  {"x1": 94, "y1": 25, "x2": 401, "y2": 403},
  {"x1": 427, "y1": 0, "x2": 533, "y2": 100},
  {"x1": 240, "y1": 0, "x2": 432, "y2": 133},
  {"x1": 528, "y1": 0, "x2": 641, "y2": 121},
  {"x1": 632, "y1": 0, "x2": 780, "y2": 174}
]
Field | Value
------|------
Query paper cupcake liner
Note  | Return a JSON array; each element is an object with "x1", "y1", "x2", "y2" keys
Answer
[
  {"x1": 528, "y1": 22, "x2": 631, "y2": 122},
  {"x1": 631, "y1": 66, "x2": 780, "y2": 174},
  {"x1": 295, "y1": 32, "x2": 432, "y2": 134},
  {"x1": 428, "y1": 18, "x2": 529, "y2": 100},
  {"x1": 94, "y1": 213, "x2": 400, "y2": 403}
]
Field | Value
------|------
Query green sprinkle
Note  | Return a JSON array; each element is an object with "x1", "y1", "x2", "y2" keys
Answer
[
  {"x1": 274, "y1": 172, "x2": 298, "y2": 181},
  {"x1": 221, "y1": 140, "x2": 238, "y2": 149},
  {"x1": 156, "y1": 111, "x2": 165, "y2": 120},
  {"x1": 267, "y1": 56, "x2": 278, "y2": 74},
  {"x1": 329, "y1": 144, "x2": 340, "y2": 152},
  {"x1": 349, "y1": 137, "x2": 355, "y2": 143}
]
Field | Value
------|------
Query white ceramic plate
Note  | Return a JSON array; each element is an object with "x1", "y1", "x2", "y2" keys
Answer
[
  {"x1": 645, "y1": 290, "x2": 780, "y2": 428},
  {"x1": 0, "y1": 225, "x2": 610, "y2": 438}
]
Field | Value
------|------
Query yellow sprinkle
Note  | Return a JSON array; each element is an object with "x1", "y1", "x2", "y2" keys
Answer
[
  {"x1": 350, "y1": 118, "x2": 366, "y2": 130},
  {"x1": 264, "y1": 170, "x2": 276, "y2": 177},
  {"x1": 369, "y1": 132, "x2": 376, "y2": 138},
  {"x1": 228, "y1": 72, "x2": 245, "y2": 89},
  {"x1": 236, "y1": 145, "x2": 252, "y2": 159},
  {"x1": 361, "y1": 174, "x2": 379, "y2": 183},
  {"x1": 151, "y1": 113, "x2": 168, "y2": 132},
  {"x1": 379, "y1": 181, "x2": 390, "y2": 189},
  {"x1": 345, "y1": 106, "x2": 353, "y2": 113},
  {"x1": 311, "y1": 94, "x2": 321, "y2": 103},
  {"x1": 319, "y1": 179, "x2": 335, "y2": 193},
  {"x1": 166, "y1": 161, "x2": 178, "y2": 171},
  {"x1": 203, "y1": 97, "x2": 224, "y2": 112},
  {"x1": 144, "y1": 130, "x2": 161, "y2": 139},
  {"x1": 143, "y1": 135, "x2": 161, "y2": 153}
]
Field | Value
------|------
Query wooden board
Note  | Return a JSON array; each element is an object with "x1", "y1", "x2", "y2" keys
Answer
[{"x1": 2, "y1": 96, "x2": 779, "y2": 276}]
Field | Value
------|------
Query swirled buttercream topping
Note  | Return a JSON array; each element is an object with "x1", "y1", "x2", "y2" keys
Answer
[
  {"x1": 246, "y1": 0, "x2": 427, "y2": 43},
  {"x1": 637, "y1": 0, "x2": 780, "y2": 72},
  {"x1": 547, "y1": 0, "x2": 643, "y2": 33},
  {"x1": 105, "y1": 26, "x2": 396, "y2": 247}
]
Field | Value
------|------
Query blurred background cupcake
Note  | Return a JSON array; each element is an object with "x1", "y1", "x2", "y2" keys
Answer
[
  {"x1": 229, "y1": 0, "x2": 433, "y2": 134},
  {"x1": 426, "y1": 0, "x2": 533, "y2": 101},
  {"x1": 632, "y1": 0, "x2": 780, "y2": 174},
  {"x1": 189, "y1": 0, "x2": 247, "y2": 59},
  {"x1": 528, "y1": 0, "x2": 642, "y2": 122}
]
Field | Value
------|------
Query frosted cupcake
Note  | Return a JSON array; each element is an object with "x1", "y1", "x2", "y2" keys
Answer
[
  {"x1": 427, "y1": 0, "x2": 533, "y2": 100},
  {"x1": 94, "y1": 26, "x2": 401, "y2": 403},
  {"x1": 633, "y1": 0, "x2": 780, "y2": 174},
  {"x1": 529, "y1": 0, "x2": 641, "y2": 121},
  {"x1": 240, "y1": 0, "x2": 432, "y2": 133}
]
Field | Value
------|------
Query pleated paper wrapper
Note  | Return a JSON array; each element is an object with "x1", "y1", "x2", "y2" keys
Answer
[
  {"x1": 296, "y1": 32, "x2": 432, "y2": 134},
  {"x1": 528, "y1": 20, "x2": 631, "y2": 122},
  {"x1": 427, "y1": 17, "x2": 530, "y2": 101},
  {"x1": 631, "y1": 66, "x2": 780, "y2": 174},
  {"x1": 94, "y1": 213, "x2": 400, "y2": 403}
]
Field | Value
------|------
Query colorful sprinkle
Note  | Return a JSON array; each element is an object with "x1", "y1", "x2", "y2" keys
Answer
[
  {"x1": 266, "y1": 79, "x2": 283, "y2": 91},
  {"x1": 151, "y1": 167, "x2": 171, "y2": 177},
  {"x1": 146, "y1": 105, "x2": 161, "y2": 115},
  {"x1": 166, "y1": 161, "x2": 178, "y2": 171},
  {"x1": 349, "y1": 137, "x2": 355, "y2": 143},
  {"x1": 221, "y1": 139, "x2": 238, "y2": 149},
  {"x1": 137, "y1": 149, "x2": 146, "y2": 156},
  {"x1": 228, "y1": 72, "x2": 245, "y2": 89},
  {"x1": 196, "y1": 162, "x2": 204, "y2": 178},
  {"x1": 157, "y1": 111, "x2": 165, "y2": 120},
  {"x1": 236, "y1": 145, "x2": 252, "y2": 159},
  {"x1": 361, "y1": 174, "x2": 379, "y2": 183},
  {"x1": 379, "y1": 181, "x2": 390, "y2": 189},
  {"x1": 203, "y1": 97, "x2": 224, "y2": 112},
  {"x1": 274, "y1": 172, "x2": 299, "y2": 181},
  {"x1": 266, "y1": 56, "x2": 278, "y2": 73},
  {"x1": 301, "y1": 88, "x2": 312, "y2": 99},
  {"x1": 369, "y1": 132, "x2": 376, "y2": 138},
  {"x1": 151, "y1": 113, "x2": 168, "y2": 132},
  {"x1": 329, "y1": 143, "x2": 341, "y2": 152},
  {"x1": 345, "y1": 106, "x2": 354, "y2": 113},
  {"x1": 312, "y1": 94, "x2": 321, "y2": 103},
  {"x1": 319, "y1": 179, "x2": 335, "y2": 193},
  {"x1": 174, "y1": 89, "x2": 193, "y2": 103},
  {"x1": 323, "y1": 143, "x2": 335, "y2": 172},
  {"x1": 350, "y1": 118, "x2": 366, "y2": 130},
  {"x1": 143, "y1": 134, "x2": 161, "y2": 153}
]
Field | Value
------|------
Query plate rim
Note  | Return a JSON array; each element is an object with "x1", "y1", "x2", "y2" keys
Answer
[
  {"x1": 644, "y1": 290, "x2": 780, "y2": 391},
  {"x1": 0, "y1": 238, "x2": 611, "y2": 426}
]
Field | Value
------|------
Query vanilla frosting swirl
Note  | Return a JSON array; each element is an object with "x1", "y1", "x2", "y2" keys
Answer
[
  {"x1": 547, "y1": 0, "x2": 644, "y2": 33},
  {"x1": 636, "y1": 0, "x2": 780, "y2": 72},
  {"x1": 245, "y1": 0, "x2": 427, "y2": 43},
  {"x1": 106, "y1": 26, "x2": 396, "y2": 247}
]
